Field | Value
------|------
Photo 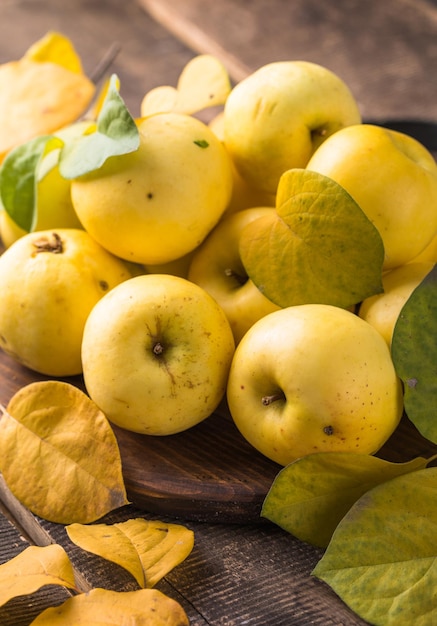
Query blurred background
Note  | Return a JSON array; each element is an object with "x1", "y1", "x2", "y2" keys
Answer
[{"x1": 0, "y1": 0, "x2": 436, "y2": 122}]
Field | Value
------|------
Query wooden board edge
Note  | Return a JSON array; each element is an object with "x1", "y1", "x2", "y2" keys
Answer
[{"x1": 137, "y1": 0, "x2": 252, "y2": 81}]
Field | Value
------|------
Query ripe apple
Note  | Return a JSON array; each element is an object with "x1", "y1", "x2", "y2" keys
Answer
[
  {"x1": 70, "y1": 112, "x2": 233, "y2": 265},
  {"x1": 81, "y1": 273, "x2": 235, "y2": 435},
  {"x1": 208, "y1": 111, "x2": 276, "y2": 213},
  {"x1": 408, "y1": 232, "x2": 437, "y2": 264},
  {"x1": 358, "y1": 261, "x2": 434, "y2": 347},
  {"x1": 188, "y1": 206, "x2": 281, "y2": 343},
  {"x1": 306, "y1": 124, "x2": 437, "y2": 270},
  {"x1": 0, "y1": 209, "x2": 25, "y2": 248},
  {"x1": 223, "y1": 60, "x2": 361, "y2": 196},
  {"x1": 144, "y1": 249, "x2": 196, "y2": 280},
  {"x1": 227, "y1": 304, "x2": 403, "y2": 466},
  {"x1": 0, "y1": 229, "x2": 134, "y2": 376}
]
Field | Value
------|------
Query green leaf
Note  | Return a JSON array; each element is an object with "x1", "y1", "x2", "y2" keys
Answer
[
  {"x1": 312, "y1": 467, "x2": 437, "y2": 626},
  {"x1": 239, "y1": 169, "x2": 384, "y2": 308},
  {"x1": 391, "y1": 264, "x2": 437, "y2": 444},
  {"x1": 59, "y1": 74, "x2": 139, "y2": 179},
  {"x1": 0, "y1": 135, "x2": 63, "y2": 231},
  {"x1": 262, "y1": 451, "x2": 434, "y2": 548}
]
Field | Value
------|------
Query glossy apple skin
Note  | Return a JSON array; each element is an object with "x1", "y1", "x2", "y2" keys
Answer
[
  {"x1": 81, "y1": 274, "x2": 235, "y2": 435},
  {"x1": 71, "y1": 113, "x2": 233, "y2": 265},
  {"x1": 227, "y1": 304, "x2": 403, "y2": 466},
  {"x1": 188, "y1": 207, "x2": 281, "y2": 344},
  {"x1": 306, "y1": 124, "x2": 437, "y2": 270},
  {"x1": 223, "y1": 61, "x2": 361, "y2": 195},
  {"x1": 0, "y1": 229, "x2": 133, "y2": 376},
  {"x1": 359, "y1": 261, "x2": 434, "y2": 347}
]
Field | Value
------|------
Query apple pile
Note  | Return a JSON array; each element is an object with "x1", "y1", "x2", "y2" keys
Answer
[{"x1": 1, "y1": 50, "x2": 437, "y2": 467}]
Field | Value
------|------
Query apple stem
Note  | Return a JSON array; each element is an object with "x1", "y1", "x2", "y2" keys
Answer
[
  {"x1": 152, "y1": 342, "x2": 164, "y2": 356},
  {"x1": 33, "y1": 232, "x2": 64, "y2": 254},
  {"x1": 224, "y1": 267, "x2": 247, "y2": 286},
  {"x1": 262, "y1": 393, "x2": 285, "y2": 406}
]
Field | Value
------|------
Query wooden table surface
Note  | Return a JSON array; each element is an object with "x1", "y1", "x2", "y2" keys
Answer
[{"x1": 0, "y1": 1, "x2": 437, "y2": 624}]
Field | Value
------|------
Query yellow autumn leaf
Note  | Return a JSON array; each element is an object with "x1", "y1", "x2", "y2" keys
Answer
[
  {"x1": 0, "y1": 381, "x2": 129, "y2": 524},
  {"x1": 23, "y1": 31, "x2": 85, "y2": 74},
  {"x1": 30, "y1": 587, "x2": 189, "y2": 625},
  {"x1": 0, "y1": 544, "x2": 76, "y2": 607},
  {"x1": 66, "y1": 518, "x2": 195, "y2": 588},
  {"x1": 0, "y1": 34, "x2": 95, "y2": 162},
  {"x1": 141, "y1": 54, "x2": 231, "y2": 116}
]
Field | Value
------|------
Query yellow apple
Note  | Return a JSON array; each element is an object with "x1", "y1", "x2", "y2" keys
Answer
[
  {"x1": 70, "y1": 112, "x2": 234, "y2": 265},
  {"x1": 144, "y1": 249, "x2": 196, "y2": 279},
  {"x1": 306, "y1": 124, "x2": 437, "y2": 270},
  {"x1": 0, "y1": 229, "x2": 134, "y2": 376},
  {"x1": 223, "y1": 60, "x2": 361, "y2": 196},
  {"x1": 188, "y1": 207, "x2": 281, "y2": 343},
  {"x1": 227, "y1": 304, "x2": 403, "y2": 466},
  {"x1": 81, "y1": 273, "x2": 235, "y2": 435},
  {"x1": 0, "y1": 209, "x2": 25, "y2": 248},
  {"x1": 408, "y1": 232, "x2": 437, "y2": 264},
  {"x1": 208, "y1": 111, "x2": 276, "y2": 214},
  {"x1": 359, "y1": 261, "x2": 434, "y2": 347}
]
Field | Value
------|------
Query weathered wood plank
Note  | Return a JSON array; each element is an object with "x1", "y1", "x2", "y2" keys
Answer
[
  {"x1": 0, "y1": 511, "x2": 73, "y2": 626},
  {"x1": 139, "y1": 0, "x2": 437, "y2": 122},
  {"x1": 0, "y1": 485, "x2": 368, "y2": 625}
]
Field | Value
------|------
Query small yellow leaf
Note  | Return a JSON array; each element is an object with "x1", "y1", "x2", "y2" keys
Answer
[
  {"x1": 0, "y1": 381, "x2": 129, "y2": 524},
  {"x1": 141, "y1": 54, "x2": 231, "y2": 116},
  {"x1": 0, "y1": 58, "x2": 95, "y2": 161},
  {"x1": 67, "y1": 521, "x2": 145, "y2": 588},
  {"x1": 0, "y1": 544, "x2": 76, "y2": 607},
  {"x1": 140, "y1": 85, "x2": 179, "y2": 117},
  {"x1": 23, "y1": 31, "x2": 85, "y2": 74},
  {"x1": 66, "y1": 518, "x2": 195, "y2": 588},
  {"x1": 30, "y1": 587, "x2": 190, "y2": 625}
]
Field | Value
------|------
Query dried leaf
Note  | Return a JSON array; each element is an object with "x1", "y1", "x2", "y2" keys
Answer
[
  {"x1": 23, "y1": 31, "x2": 85, "y2": 74},
  {"x1": 0, "y1": 544, "x2": 76, "y2": 607},
  {"x1": 66, "y1": 518, "x2": 194, "y2": 588},
  {"x1": 313, "y1": 467, "x2": 437, "y2": 625},
  {"x1": 0, "y1": 58, "x2": 94, "y2": 161},
  {"x1": 30, "y1": 587, "x2": 190, "y2": 625},
  {"x1": 0, "y1": 381, "x2": 128, "y2": 524}
]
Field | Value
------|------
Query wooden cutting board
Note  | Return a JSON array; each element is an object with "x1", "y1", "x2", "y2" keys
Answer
[{"x1": 1, "y1": 347, "x2": 436, "y2": 524}]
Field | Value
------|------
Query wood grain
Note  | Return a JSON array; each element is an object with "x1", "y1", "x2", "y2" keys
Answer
[
  {"x1": 139, "y1": 0, "x2": 437, "y2": 122},
  {"x1": 1, "y1": 343, "x2": 436, "y2": 529}
]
